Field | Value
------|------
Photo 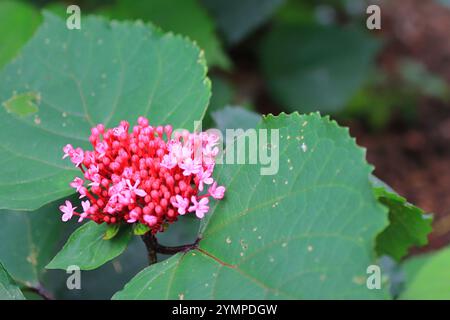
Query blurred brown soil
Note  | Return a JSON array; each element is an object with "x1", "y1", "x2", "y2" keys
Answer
[
  {"x1": 352, "y1": 0, "x2": 450, "y2": 252},
  {"x1": 350, "y1": 100, "x2": 450, "y2": 252},
  {"x1": 380, "y1": 0, "x2": 450, "y2": 83}
]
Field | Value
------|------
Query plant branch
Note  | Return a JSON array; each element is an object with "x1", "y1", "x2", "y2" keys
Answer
[
  {"x1": 141, "y1": 233, "x2": 201, "y2": 265},
  {"x1": 22, "y1": 284, "x2": 54, "y2": 300},
  {"x1": 155, "y1": 237, "x2": 200, "y2": 254},
  {"x1": 141, "y1": 232, "x2": 158, "y2": 265}
]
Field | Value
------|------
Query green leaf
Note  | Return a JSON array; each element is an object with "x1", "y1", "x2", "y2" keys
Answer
[
  {"x1": 209, "y1": 75, "x2": 235, "y2": 112},
  {"x1": 275, "y1": 0, "x2": 315, "y2": 26},
  {"x1": 42, "y1": 2, "x2": 68, "y2": 17},
  {"x1": 44, "y1": 237, "x2": 148, "y2": 299},
  {"x1": 0, "y1": 13, "x2": 211, "y2": 210},
  {"x1": 133, "y1": 223, "x2": 151, "y2": 236},
  {"x1": 0, "y1": 262, "x2": 25, "y2": 300},
  {"x1": 399, "y1": 59, "x2": 449, "y2": 100},
  {"x1": 103, "y1": 0, "x2": 230, "y2": 69},
  {"x1": 202, "y1": 75, "x2": 235, "y2": 128},
  {"x1": 104, "y1": 224, "x2": 121, "y2": 240},
  {"x1": 211, "y1": 106, "x2": 261, "y2": 132},
  {"x1": 261, "y1": 24, "x2": 380, "y2": 113},
  {"x1": 0, "y1": 0, "x2": 41, "y2": 68},
  {"x1": 400, "y1": 247, "x2": 450, "y2": 299},
  {"x1": 113, "y1": 113, "x2": 389, "y2": 299},
  {"x1": 46, "y1": 221, "x2": 132, "y2": 271},
  {"x1": 375, "y1": 187, "x2": 433, "y2": 261},
  {"x1": 202, "y1": 0, "x2": 285, "y2": 44},
  {"x1": 44, "y1": 215, "x2": 199, "y2": 299},
  {"x1": 0, "y1": 200, "x2": 70, "y2": 286}
]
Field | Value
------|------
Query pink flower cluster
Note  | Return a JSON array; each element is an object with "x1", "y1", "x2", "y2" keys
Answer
[{"x1": 59, "y1": 117, "x2": 225, "y2": 234}]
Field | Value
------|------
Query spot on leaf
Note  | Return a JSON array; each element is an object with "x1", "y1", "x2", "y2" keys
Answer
[{"x1": 3, "y1": 91, "x2": 40, "y2": 116}]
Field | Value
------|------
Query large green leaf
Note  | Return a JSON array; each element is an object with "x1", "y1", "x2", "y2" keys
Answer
[
  {"x1": 202, "y1": 0, "x2": 285, "y2": 44},
  {"x1": 0, "y1": 0, "x2": 41, "y2": 68},
  {"x1": 400, "y1": 247, "x2": 450, "y2": 299},
  {"x1": 103, "y1": 0, "x2": 230, "y2": 69},
  {"x1": 0, "y1": 262, "x2": 25, "y2": 300},
  {"x1": 261, "y1": 24, "x2": 380, "y2": 113},
  {"x1": 46, "y1": 221, "x2": 132, "y2": 271},
  {"x1": 0, "y1": 13, "x2": 210, "y2": 210},
  {"x1": 374, "y1": 187, "x2": 432, "y2": 261},
  {"x1": 113, "y1": 113, "x2": 389, "y2": 299},
  {"x1": 0, "y1": 200, "x2": 70, "y2": 287}
]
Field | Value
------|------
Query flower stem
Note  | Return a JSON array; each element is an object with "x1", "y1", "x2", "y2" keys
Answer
[
  {"x1": 141, "y1": 233, "x2": 201, "y2": 265},
  {"x1": 141, "y1": 232, "x2": 158, "y2": 265},
  {"x1": 155, "y1": 237, "x2": 200, "y2": 254}
]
